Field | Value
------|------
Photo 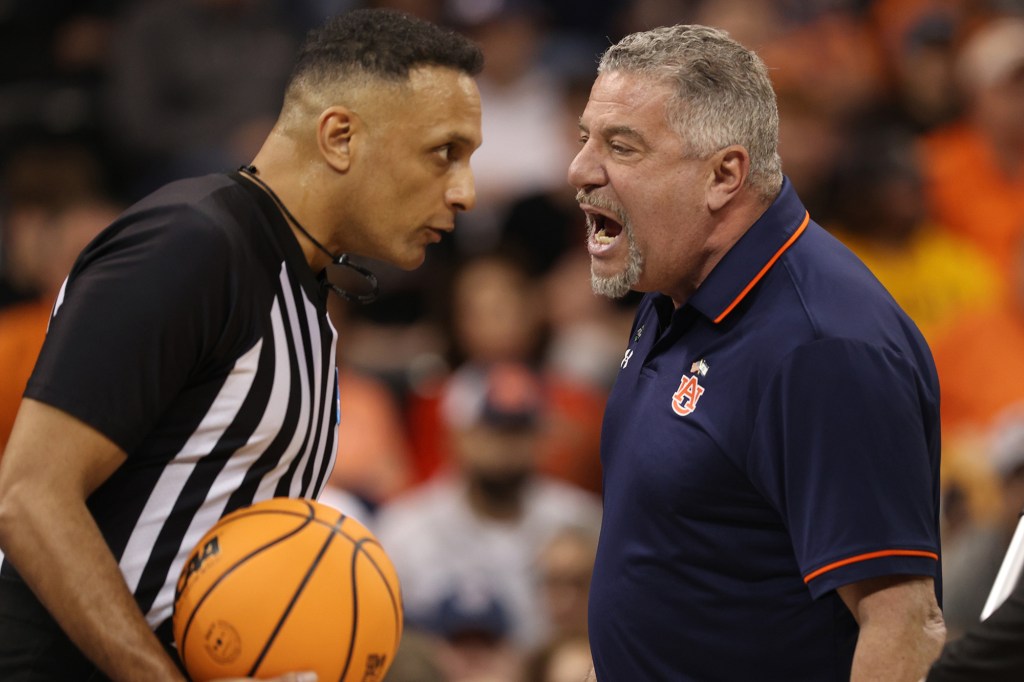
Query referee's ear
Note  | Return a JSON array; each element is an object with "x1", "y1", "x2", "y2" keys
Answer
[{"x1": 317, "y1": 106, "x2": 357, "y2": 174}]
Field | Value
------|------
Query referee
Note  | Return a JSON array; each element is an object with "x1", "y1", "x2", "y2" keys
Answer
[{"x1": 0, "y1": 9, "x2": 482, "y2": 681}]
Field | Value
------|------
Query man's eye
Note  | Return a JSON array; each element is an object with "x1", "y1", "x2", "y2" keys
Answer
[
  {"x1": 578, "y1": 134, "x2": 589, "y2": 146},
  {"x1": 610, "y1": 142, "x2": 631, "y2": 154}
]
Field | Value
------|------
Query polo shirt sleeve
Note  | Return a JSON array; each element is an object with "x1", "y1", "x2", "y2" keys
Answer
[
  {"x1": 25, "y1": 203, "x2": 237, "y2": 455},
  {"x1": 749, "y1": 337, "x2": 940, "y2": 599}
]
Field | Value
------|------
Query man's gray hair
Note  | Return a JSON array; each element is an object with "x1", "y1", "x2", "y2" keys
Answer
[{"x1": 599, "y1": 24, "x2": 783, "y2": 202}]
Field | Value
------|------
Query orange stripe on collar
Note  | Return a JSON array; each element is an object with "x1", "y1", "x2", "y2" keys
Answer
[
  {"x1": 713, "y1": 211, "x2": 810, "y2": 324},
  {"x1": 803, "y1": 548, "x2": 939, "y2": 583}
]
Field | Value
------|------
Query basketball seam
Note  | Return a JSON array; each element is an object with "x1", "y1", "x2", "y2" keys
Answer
[
  {"x1": 349, "y1": 538, "x2": 404, "y2": 649},
  {"x1": 335, "y1": 525, "x2": 403, "y2": 682},
  {"x1": 337, "y1": 535, "x2": 363, "y2": 682},
  {"x1": 178, "y1": 503, "x2": 320, "y2": 671},
  {"x1": 249, "y1": 512, "x2": 349, "y2": 676}
]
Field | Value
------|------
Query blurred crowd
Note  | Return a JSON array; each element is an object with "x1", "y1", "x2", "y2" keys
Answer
[{"x1": 1, "y1": 0, "x2": 1024, "y2": 679}]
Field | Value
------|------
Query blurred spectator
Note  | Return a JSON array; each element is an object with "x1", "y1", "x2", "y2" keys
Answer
[
  {"x1": 426, "y1": 592, "x2": 525, "y2": 682},
  {"x1": 447, "y1": 0, "x2": 577, "y2": 253},
  {"x1": 535, "y1": 525, "x2": 597, "y2": 641},
  {"x1": 0, "y1": 143, "x2": 119, "y2": 450},
  {"x1": 102, "y1": 0, "x2": 297, "y2": 197},
  {"x1": 405, "y1": 254, "x2": 547, "y2": 483},
  {"x1": 870, "y1": 0, "x2": 965, "y2": 131},
  {"x1": 405, "y1": 253, "x2": 608, "y2": 494},
  {"x1": 828, "y1": 123, "x2": 1000, "y2": 342},
  {"x1": 942, "y1": 405, "x2": 1024, "y2": 639},
  {"x1": 375, "y1": 362, "x2": 602, "y2": 652},
  {"x1": 448, "y1": 254, "x2": 547, "y2": 369},
  {"x1": 921, "y1": 15, "x2": 1024, "y2": 289}
]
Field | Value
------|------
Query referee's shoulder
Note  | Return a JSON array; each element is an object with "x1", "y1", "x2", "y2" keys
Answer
[{"x1": 120, "y1": 174, "x2": 245, "y2": 243}]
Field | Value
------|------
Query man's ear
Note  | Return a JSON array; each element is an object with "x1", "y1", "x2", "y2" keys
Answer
[
  {"x1": 707, "y1": 145, "x2": 750, "y2": 211},
  {"x1": 317, "y1": 106, "x2": 357, "y2": 173}
]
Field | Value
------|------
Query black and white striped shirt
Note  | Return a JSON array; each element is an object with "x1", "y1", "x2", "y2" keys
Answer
[{"x1": 11, "y1": 172, "x2": 338, "y2": 633}]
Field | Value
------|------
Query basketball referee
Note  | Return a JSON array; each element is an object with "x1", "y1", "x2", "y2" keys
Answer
[{"x1": 0, "y1": 9, "x2": 482, "y2": 681}]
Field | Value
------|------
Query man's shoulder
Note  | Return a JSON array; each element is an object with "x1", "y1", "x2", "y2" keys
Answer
[{"x1": 777, "y1": 223, "x2": 920, "y2": 337}]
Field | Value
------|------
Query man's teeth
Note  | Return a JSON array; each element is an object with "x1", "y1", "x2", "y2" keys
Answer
[{"x1": 595, "y1": 230, "x2": 615, "y2": 244}]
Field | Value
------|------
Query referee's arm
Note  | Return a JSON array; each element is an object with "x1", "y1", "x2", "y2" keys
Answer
[
  {"x1": 0, "y1": 399, "x2": 188, "y2": 681},
  {"x1": 838, "y1": 574, "x2": 946, "y2": 682}
]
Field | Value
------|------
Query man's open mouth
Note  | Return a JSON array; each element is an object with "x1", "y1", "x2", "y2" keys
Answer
[{"x1": 593, "y1": 213, "x2": 624, "y2": 244}]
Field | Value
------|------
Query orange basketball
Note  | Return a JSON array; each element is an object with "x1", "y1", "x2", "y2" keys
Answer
[{"x1": 172, "y1": 497, "x2": 403, "y2": 681}]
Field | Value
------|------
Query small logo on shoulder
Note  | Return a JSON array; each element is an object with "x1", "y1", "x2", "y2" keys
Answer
[{"x1": 671, "y1": 358, "x2": 708, "y2": 416}]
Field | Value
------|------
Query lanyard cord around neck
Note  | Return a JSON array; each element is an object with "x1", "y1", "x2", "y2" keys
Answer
[{"x1": 239, "y1": 165, "x2": 379, "y2": 304}]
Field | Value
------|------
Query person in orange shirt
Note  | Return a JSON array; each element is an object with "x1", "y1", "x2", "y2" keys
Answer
[
  {"x1": 921, "y1": 16, "x2": 1024, "y2": 290},
  {"x1": 930, "y1": 234, "x2": 1024, "y2": 552},
  {"x1": 931, "y1": 233, "x2": 1024, "y2": 440}
]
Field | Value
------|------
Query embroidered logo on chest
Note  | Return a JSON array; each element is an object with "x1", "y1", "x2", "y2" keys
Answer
[{"x1": 671, "y1": 359, "x2": 708, "y2": 416}]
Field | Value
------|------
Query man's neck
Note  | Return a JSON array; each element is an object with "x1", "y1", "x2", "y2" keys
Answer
[{"x1": 247, "y1": 146, "x2": 338, "y2": 271}]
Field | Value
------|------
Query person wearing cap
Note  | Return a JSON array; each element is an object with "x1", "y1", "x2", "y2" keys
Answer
[
  {"x1": 375, "y1": 362, "x2": 602, "y2": 653},
  {"x1": 570, "y1": 24, "x2": 943, "y2": 681}
]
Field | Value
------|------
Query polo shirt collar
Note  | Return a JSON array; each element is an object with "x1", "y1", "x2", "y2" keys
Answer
[{"x1": 687, "y1": 176, "x2": 809, "y2": 324}]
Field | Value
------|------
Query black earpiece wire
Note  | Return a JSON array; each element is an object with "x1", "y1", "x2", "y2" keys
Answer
[{"x1": 239, "y1": 165, "x2": 379, "y2": 304}]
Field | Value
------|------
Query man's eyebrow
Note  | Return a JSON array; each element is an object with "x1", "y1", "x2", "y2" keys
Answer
[
  {"x1": 603, "y1": 124, "x2": 646, "y2": 143},
  {"x1": 577, "y1": 120, "x2": 647, "y2": 144}
]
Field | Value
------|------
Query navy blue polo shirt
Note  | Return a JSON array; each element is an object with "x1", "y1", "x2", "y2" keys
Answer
[{"x1": 589, "y1": 179, "x2": 941, "y2": 681}]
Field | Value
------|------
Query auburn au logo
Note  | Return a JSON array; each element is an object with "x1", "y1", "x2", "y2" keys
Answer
[{"x1": 671, "y1": 373, "x2": 705, "y2": 416}]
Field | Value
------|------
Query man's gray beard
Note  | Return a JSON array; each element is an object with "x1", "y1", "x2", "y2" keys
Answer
[{"x1": 592, "y1": 228, "x2": 643, "y2": 299}]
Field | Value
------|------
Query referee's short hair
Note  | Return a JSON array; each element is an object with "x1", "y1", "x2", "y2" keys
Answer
[{"x1": 286, "y1": 8, "x2": 483, "y2": 99}]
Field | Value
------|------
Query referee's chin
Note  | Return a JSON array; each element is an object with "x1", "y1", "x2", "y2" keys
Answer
[{"x1": 390, "y1": 245, "x2": 430, "y2": 271}]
